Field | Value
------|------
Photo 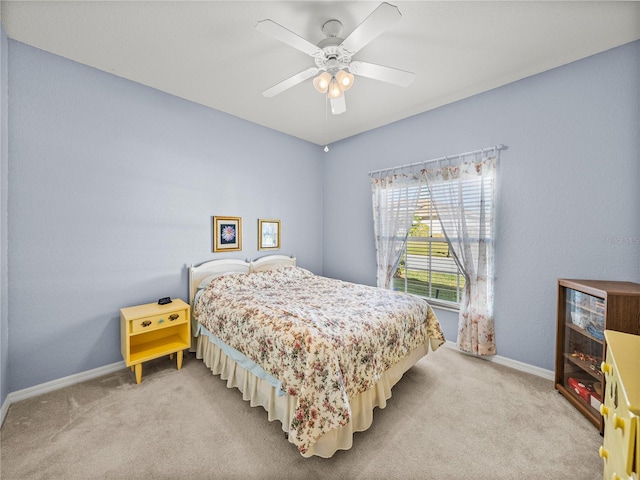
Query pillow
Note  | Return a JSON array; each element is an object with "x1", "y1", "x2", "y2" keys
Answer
[
  {"x1": 251, "y1": 260, "x2": 298, "y2": 273},
  {"x1": 252, "y1": 265, "x2": 313, "y2": 279},
  {"x1": 252, "y1": 263, "x2": 287, "y2": 273},
  {"x1": 197, "y1": 272, "x2": 244, "y2": 289}
]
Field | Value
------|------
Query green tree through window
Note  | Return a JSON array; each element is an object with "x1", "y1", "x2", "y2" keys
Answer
[{"x1": 394, "y1": 203, "x2": 465, "y2": 307}]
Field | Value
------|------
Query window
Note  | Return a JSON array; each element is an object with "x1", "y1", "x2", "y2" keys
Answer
[
  {"x1": 373, "y1": 153, "x2": 497, "y2": 354},
  {"x1": 393, "y1": 186, "x2": 465, "y2": 308}
]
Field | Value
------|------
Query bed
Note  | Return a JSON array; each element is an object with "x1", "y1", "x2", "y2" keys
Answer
[{"x1": 189, "y1": 254, "x2": 445, "y2": 457}]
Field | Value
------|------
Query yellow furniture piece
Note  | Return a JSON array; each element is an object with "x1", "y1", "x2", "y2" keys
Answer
[
  {"x1": 600, "y1": 330, "x2": 640, "y2": 480},
  {"x1": 120, "y1": 299, "x2": 191, "y2": 384}
]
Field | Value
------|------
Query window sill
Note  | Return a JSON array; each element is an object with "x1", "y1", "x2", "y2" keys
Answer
[
  {"x1": 398, "y1": 290, "x2": 460, "y2": 313},
  {"x1": 420, "y1": 297, "x2": 460, "y2": 313}
]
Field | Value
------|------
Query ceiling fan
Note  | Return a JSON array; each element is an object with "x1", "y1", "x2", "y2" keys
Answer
[{"x1": 256, "y1": 2, "x2": 414, "y2": 115}]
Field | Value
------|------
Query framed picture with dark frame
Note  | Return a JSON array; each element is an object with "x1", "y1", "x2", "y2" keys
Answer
[
  {"x1": 213, "y1": 216, "x2": 242, "y2": 252},
  {"x1": 258, "y1": 219, "x2": 281, "y2": 251}
]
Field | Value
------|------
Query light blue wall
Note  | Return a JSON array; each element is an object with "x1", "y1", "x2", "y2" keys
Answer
[
  {"x1": 5, "y1": 37, "x2": 639, "y2": 396},
  {"x1": 7, "y1": 40, "x2": 323, "y2": 392},
  {"x1": 1, "y1": 25, "x2": 8, "y2": 406},
  {"x1": 322, "y1": 40, "x2": 640, "y2": 371}
]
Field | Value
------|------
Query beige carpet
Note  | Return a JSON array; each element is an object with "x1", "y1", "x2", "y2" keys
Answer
[{"x1": 1, "y1": 347, "x2": 602, "y2": 479}]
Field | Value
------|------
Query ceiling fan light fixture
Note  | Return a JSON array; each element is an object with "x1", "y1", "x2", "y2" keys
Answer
[
  {"x1": 335, "y1": 69, "x2": 354, "y2": 91},
  {"x1": 327, "y1": 77, "x2": 343, "y2": 99},
  {"x1": 313, "y1": 71, "x2": 332, "y2": 93}
]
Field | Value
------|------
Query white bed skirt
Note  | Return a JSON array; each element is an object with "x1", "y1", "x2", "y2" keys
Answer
[{"x1": 195, "y1": 334, "x2": 430, "y2": 458}]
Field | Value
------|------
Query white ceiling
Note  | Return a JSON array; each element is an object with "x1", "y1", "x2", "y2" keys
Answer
[{"x1": 2, "y1": 1, "x2": 639, "y2": 146}]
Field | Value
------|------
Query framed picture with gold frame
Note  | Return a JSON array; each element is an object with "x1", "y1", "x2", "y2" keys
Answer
[
  {"x1": 213, "y1": 216, "x2": 242, "y2": 252},
  {"x1": 258, "y1": 219, "x2": 281, "y2": 251}
]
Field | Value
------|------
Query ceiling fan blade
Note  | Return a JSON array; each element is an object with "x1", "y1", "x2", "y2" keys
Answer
[
  {"x1": 262, "y1": 67, "x2": 319, "y2": 97},
  {"x1": 256, "y1": 19, "x2": 323, "y2": 57},
  {"x1": 340, "y1": 2, "x2": 402, "y2": 55},
  {"x1": 330, "y1": 95, "x2": 346, "y2": 115},
  {"x1": 349, "y1": 60, "x2": 414, "y2": 87}
]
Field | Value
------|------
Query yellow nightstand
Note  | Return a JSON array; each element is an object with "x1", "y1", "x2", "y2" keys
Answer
[
  {"x1": 120, "y1": 299, "x2": 191, "y2": 384},
  {"x1": 600, "y1": 330, "x2": 640, "y2": 480}
]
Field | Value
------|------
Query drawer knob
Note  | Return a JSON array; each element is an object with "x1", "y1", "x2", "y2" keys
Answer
[
  {"x1": 141, "y1": 320, "x2": 152, "y2": 328},
  {"x1": 599, "y1": 446, "x2": 608, "y2": 460},
  {"x1": 600, "y1": 404, "x2": 609, "y2": 417},
  {"x1": 613, "y1": 414, "x2": 625, "y2": 431},
  {"x1": 600, "y1": 362, "x2": 611, "y2": 375},
  {"x1": 169, "y1": 314, "x2": 179, "y2": 321}
]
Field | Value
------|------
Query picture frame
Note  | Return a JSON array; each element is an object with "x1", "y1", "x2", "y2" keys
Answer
[
  {"x1": 213, "y1": 216, "x2": 242, "y2": 252},
  {"x1": 258, "y1": 219, "x2": 281, "y2": 251}
]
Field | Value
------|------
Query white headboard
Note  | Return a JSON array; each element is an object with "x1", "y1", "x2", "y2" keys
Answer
[{"x1": 251, "y1": 254, "x2": 296, "y2": 272}]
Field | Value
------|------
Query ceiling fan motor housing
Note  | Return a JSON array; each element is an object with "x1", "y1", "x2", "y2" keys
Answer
[
  {"x1": 315, "y1": 48, "x2": 351, "y2": 73},
  {"x1": 314, "y1": 19, "x2": 353, "y2": 73},
  {"x1": 316, "y1": 48, "x2": 351, "y2": 75}
]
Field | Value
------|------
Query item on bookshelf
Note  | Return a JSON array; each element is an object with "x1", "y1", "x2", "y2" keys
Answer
[
  {"x1": 594, "y1": 301, "x2": 605, "y2": 314},
  {"x1": 568, "y1": 377, "x2": 592, "y2": 402},
  {"x1": 585, "y1": 323, "x2": 604, "y2": 341},
  {"x1": 570, "y1": 311, "x2": 589, "y2": 329}
]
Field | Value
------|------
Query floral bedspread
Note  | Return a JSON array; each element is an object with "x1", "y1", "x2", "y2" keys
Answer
[{"x1": 193, "y1": 266, "x2": 444, "y2": 454}]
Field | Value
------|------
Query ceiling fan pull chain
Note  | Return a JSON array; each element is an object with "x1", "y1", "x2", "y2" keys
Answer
[{"x1": 324, "y1": 96, "x2": 330, "y2": 152}]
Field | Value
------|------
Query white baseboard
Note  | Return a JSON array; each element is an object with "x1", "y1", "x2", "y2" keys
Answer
[
  {"x1": 0, "y1": 393, "x2": 10, "y2": 428},
  {"x1": 444, "y1": 340, "x2": 554, "y2": 381},
  {"x1": 2, "y1": 345, "x2": 554, "y2": 427},
  {"x1": 0, "y1": 360, "x2": 125, "y2": 427}
]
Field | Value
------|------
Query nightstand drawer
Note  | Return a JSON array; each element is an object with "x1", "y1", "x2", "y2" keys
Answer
[{"x1": 129, "y1": 310, "x2": 187, "y2": 334}]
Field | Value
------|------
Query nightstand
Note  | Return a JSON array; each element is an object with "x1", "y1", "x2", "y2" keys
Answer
[{"x1": 120, "y1": 298, "x2": 191, "y2": 384}]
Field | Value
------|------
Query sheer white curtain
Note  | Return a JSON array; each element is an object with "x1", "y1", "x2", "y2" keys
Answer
[
  {"x1": 371, "y1": 173, "x2": 421, "y2": 289},
  {"x1": 422, "y1": 157, "x2": 497, "y2": 355}
]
